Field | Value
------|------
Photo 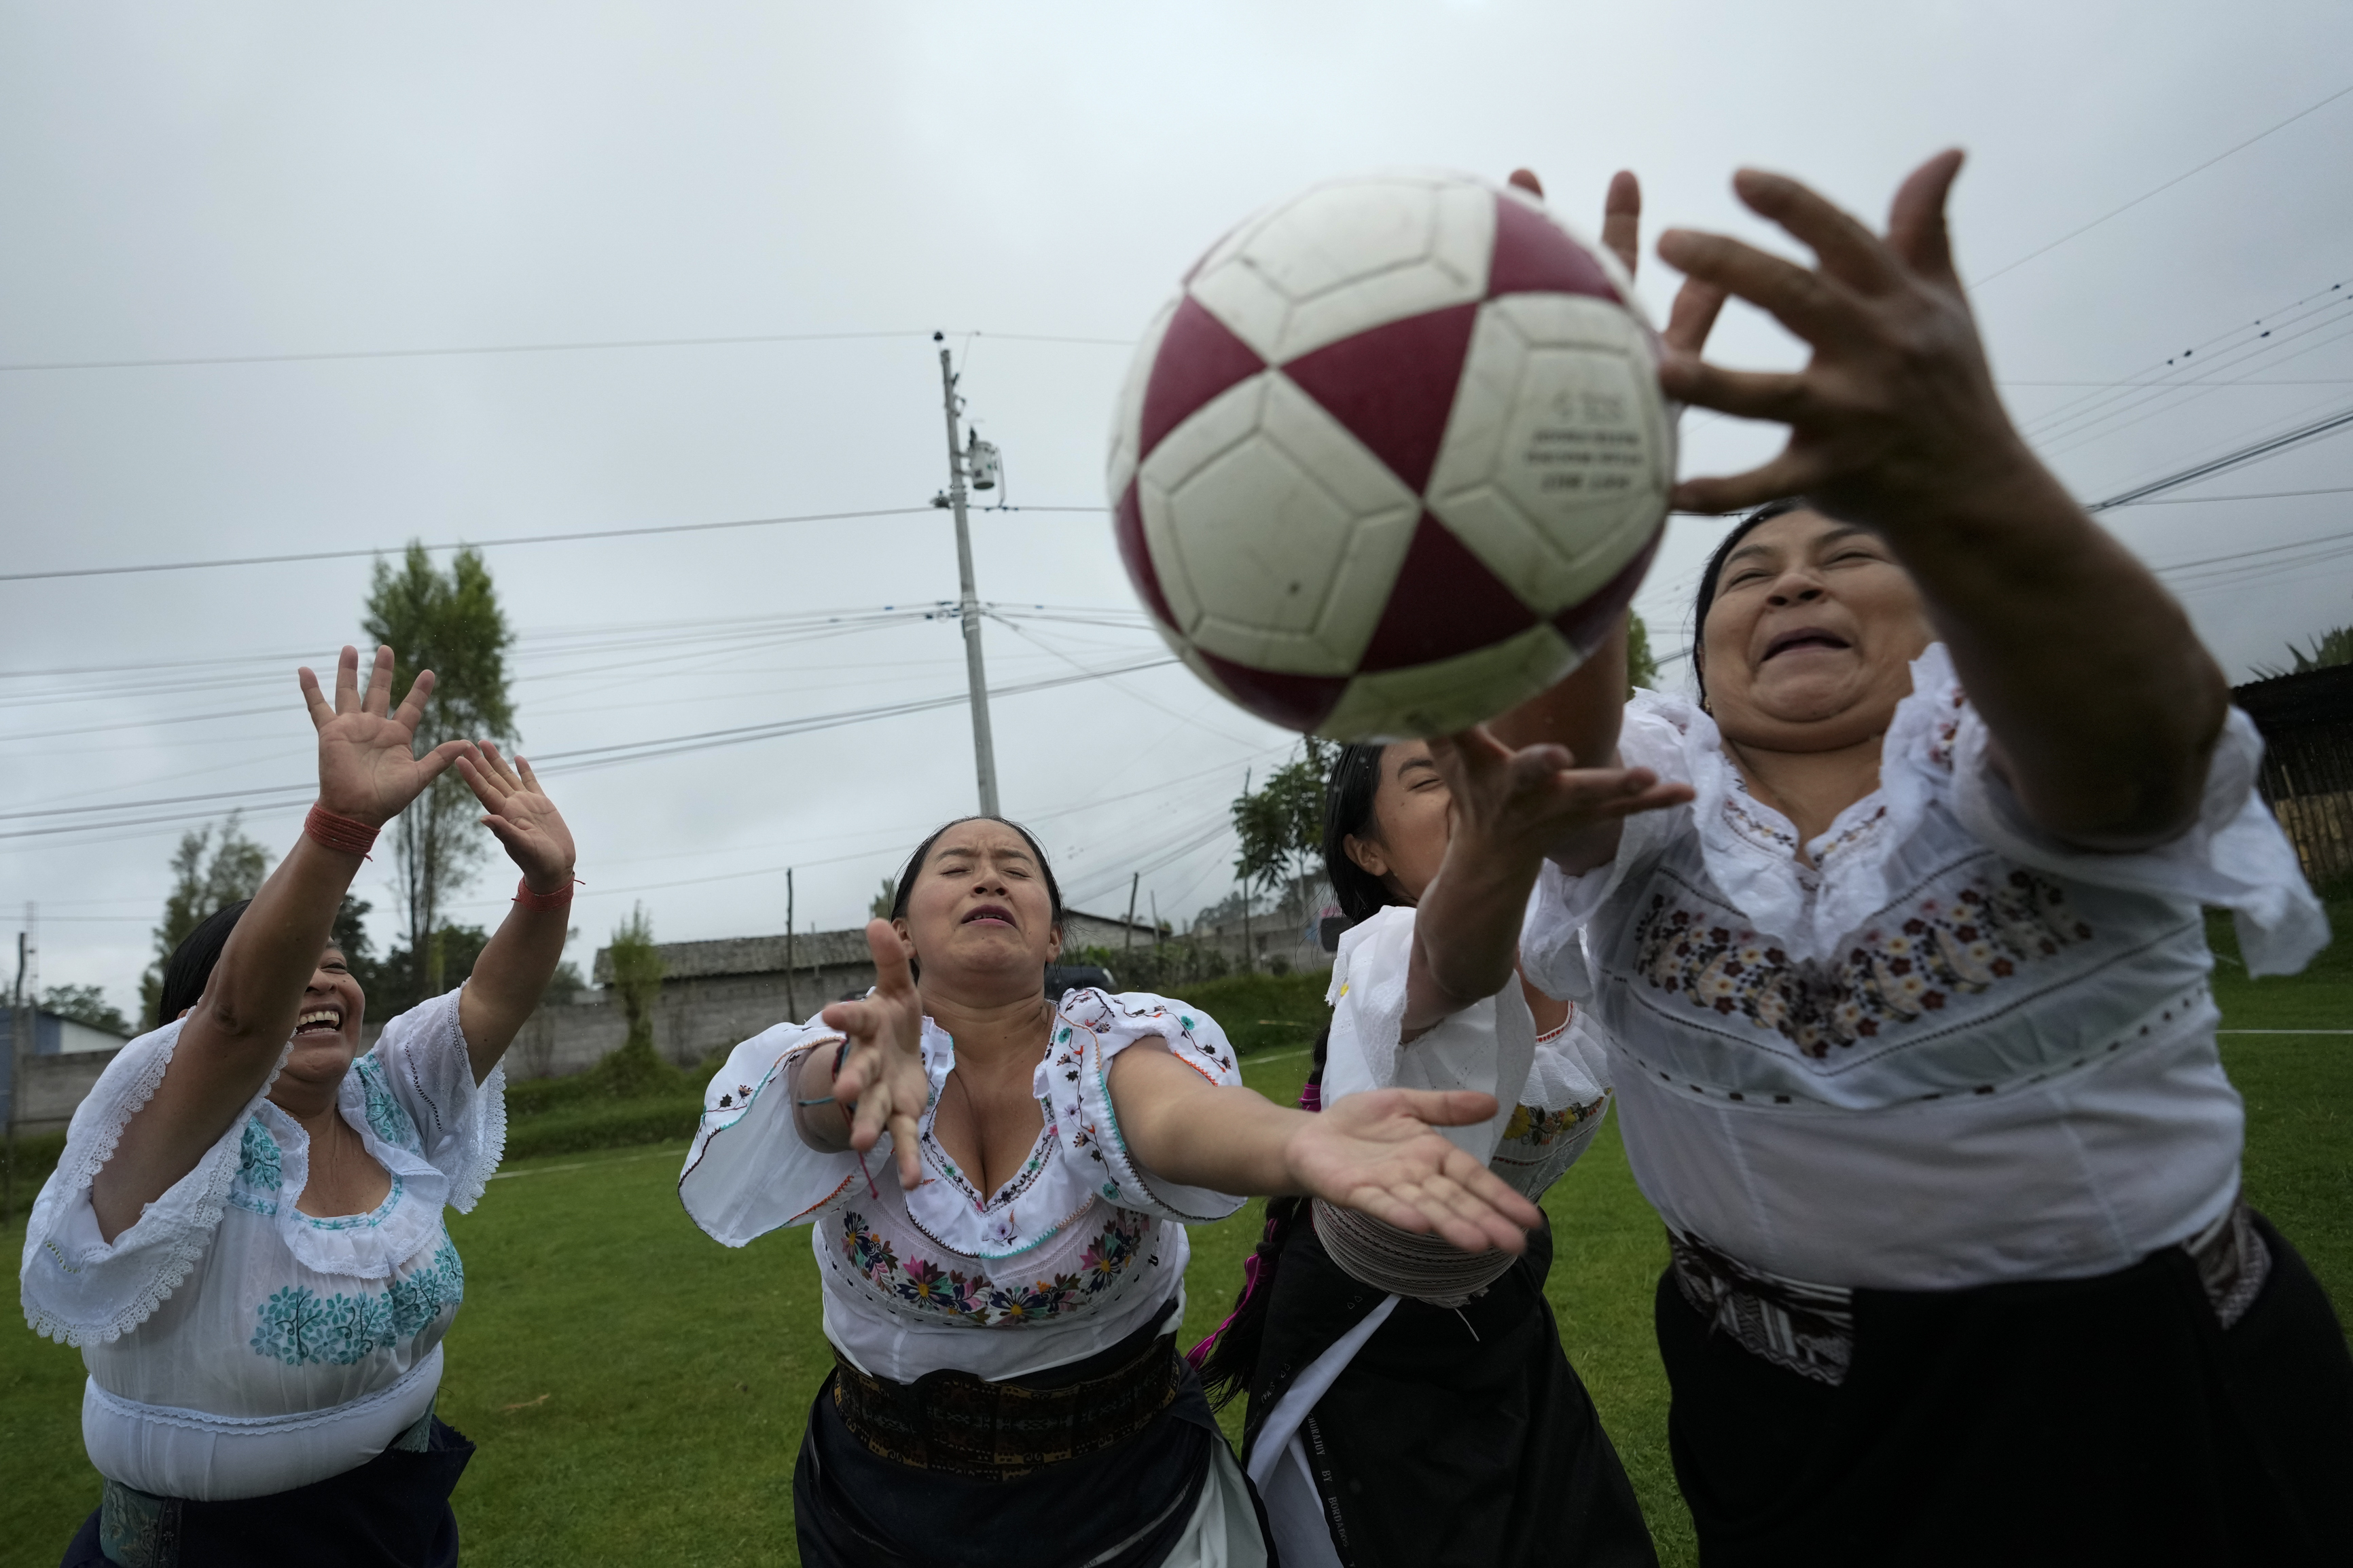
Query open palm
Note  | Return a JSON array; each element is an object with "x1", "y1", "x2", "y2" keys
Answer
[
  {"x1": 299, "y1": 645, "x2": 470, "y2": 827},
  {"x1": 821, "y1": 920, "x2": 934, "y2": 1189},
  {"x1": 1289, "y1": 1087, "x2": 1543, "y2": 1255},
  {"x1": 456, "y1": 742, "x2": 577, "y2": 891}
]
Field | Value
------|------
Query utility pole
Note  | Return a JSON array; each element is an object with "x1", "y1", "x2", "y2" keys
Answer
[
  {"x1": 1124, "y1": 873, "x2": 1140, "y2": 960},
  {"x1": 5, "y1": 909, "x2": 33, "y2": 1224},
  {"x1": 1238, "y1": 768, "x2": 1255, "y2": 974},
  {"x1": 785, "y1": 870, "x2": 798, "y2": 1023},
  {"x1": 934, "y1": 332, "x2": 1001, "y2": 818}
]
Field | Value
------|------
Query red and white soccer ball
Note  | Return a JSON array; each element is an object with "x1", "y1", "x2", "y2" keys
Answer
[{"x1": 1107, "y1": 170, "x2": 1673, "y2": 739}]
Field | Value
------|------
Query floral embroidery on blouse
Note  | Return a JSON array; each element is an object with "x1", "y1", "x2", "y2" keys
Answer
[
  {"x1": 247, "y1": 1234, "x2": 465, "y2": 1366},
  {"x1": 1503, "y1": 1097, "x2": 1606, "y2": 1148},
  {"x1": 1634, "y1": 868, "x2": 2094, "y2": 1058},
  {"x1": 837, "y1": 1207, "x2": 1150, "y2": 1328},
  {"x1": 353, "y1": 1054, "x2": 419, "y2": 1151},
  {"x1": 238, "y1": 1116, "x2": 283, "y2": 1190}
]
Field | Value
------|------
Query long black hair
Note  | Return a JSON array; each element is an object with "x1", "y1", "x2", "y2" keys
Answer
[
  {"x1": 1691, "y1": 497, "x2": 1810, "y2": 708},
  {"x1": 886, "y1": 815, "x2": 1064, "y2": 980},
  {"x1": 1197, "y1": 741, "x2": 1406, "y2": 1408},
  {"x1": 156, "y1": 899, "x2": 251, "y2": 1028}
]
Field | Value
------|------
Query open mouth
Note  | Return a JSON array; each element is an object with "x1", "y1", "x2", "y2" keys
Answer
[
  {"x1": 1763, "y1": 627, "x2": 1852, "y2": 662},
  {"x1": 962, "y1": 903, "x2": 1017, "y2": 929},
  {"x1": 294, "y1": 1006, "x2": 344, "y2": 1038}
]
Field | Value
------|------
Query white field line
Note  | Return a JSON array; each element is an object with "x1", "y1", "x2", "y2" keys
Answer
[
  {"x1": 2215, "y1": 1029, "x2": 2353, "y2": 1034},
  {"x1": 1240, "y1": 1046, "x2": 1314, "y2": 1067},
  {"x1": 490, "y1": 1146, "x2": 684, "y2": 1181}
]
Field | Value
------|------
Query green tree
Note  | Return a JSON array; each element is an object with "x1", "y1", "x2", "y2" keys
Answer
[
  {"x1": 869, "y1": 878, "x2": 897, "y2": 919},
  {"x1": 141, "y1": 814, "x2": 273, "y2": 1027},
  {"x1": 596, "y1": 904, "x2": 670, "y2": 1090},
  {"x1": 1232, "y1": 739, "x2": 1337, "y2": 900},
  {"x1": 2252, "y1": 624, "x2": 2353, "y2": 680},
  {"x1": 1627, "y1": 610, "x2": 1661, "y2": 693},
  {"x1": 362, "y1": 543, "x2": 517, "y2": 1002},
  {"x1": 43, "y1": 985, "x2": 132, "y2": 1038}
]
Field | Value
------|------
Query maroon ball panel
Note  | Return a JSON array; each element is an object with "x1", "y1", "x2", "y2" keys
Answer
[
  {"x1": 1549, "y1": 526, "x2": 1663, "y2": 656},
  {"x1": 1193, "y1": 649, "x2": 1350, "y2": 732},
  {"x1": 1279, "y1": 302, "x2": 1479, "y2": 497},
  {"x1": 1113, "y1": 478, "x2": 1179, "y2": 631},
  {"x1": 1138, "y1": 296, "x2": 1267, "y2": 464},
  {"x1": 1486, "y1": 194, "x2": 1622, "y2": 303},
  {"x1": 1356, "y1": 511, "x2": 1540, "y2": 674}
]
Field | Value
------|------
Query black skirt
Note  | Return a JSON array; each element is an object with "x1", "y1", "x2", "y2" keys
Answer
[
  {"x1": 59, "y1": 1416, "x2": 473, "y2": 1568},
  {"x1": 793, "y1": 1304, "x2": 1238, "y2": 1568},
  {"x1": 1657, "y1": 1209, "x2": 2353, "y2": 1566},
  {"x1": 1243, "y1": 1214, "x2": 1657, "y2": 1568}
]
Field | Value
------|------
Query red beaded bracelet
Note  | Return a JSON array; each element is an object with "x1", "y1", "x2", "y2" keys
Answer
[
  {"x1": 513, "y1": 875, "x2": 577, "y2": 911},
  {"x1": 304, "y1": 804, "x2": 379, "y2": 858}
]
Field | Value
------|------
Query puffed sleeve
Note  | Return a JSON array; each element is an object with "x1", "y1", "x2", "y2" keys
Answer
[
  {"x1": 1520, "y1": 693, "x2": 1695, "y2": 1000},
  {"x1": 1950, "y1": 702, "x2": 2329, "y2": 976},
  {"x1": 679, "y1": 1019, "x2": 882, "y2": 1247},
  {"x1": 367, "y1": 987, "x2": 507, "y2": 1212},
  {"x1": 1047, "y1": 989, "x2": 1246, "y2": 1224},
  {"x1": 19, "y1": 1021, "x2": 264, "y2": 1347},
  {"x1": 1321, "y1": 906, "x2": 1533, "y2": 1161}
]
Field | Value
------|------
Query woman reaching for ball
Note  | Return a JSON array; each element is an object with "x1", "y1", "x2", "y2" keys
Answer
[
  {"x1": 1421, "y1": 153, "x2": 2352, "y2": 1563},
  {"x1": 678, "y1": 815, "x2": 1543, "y2": 1567},
  {"x1": 22, "y1": 646, "x2": 578, "y2": 1567}
]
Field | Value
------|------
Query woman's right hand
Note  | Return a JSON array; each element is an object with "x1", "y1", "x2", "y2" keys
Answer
[
  {"x1": 821, "y1": 920, "x2": 933, "y2": 1189},
  {"x1": 1429, "y1": 723, "x2": 1691, "y2": 869},
  {"x1": 298, "y1": 644, "x2": 471, "y2": 828}
]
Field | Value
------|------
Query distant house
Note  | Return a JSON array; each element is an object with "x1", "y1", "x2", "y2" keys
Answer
[
  {"x1": 1, "y1": 1007, "x2": 132, "y2": 1137},
  {"x1": 0, "y1": 1007, "x2": 132, "y2": 1059}
]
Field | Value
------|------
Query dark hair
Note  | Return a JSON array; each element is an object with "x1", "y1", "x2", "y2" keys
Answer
[
  {"x1": 156, "y1": 899, "x2": 252, "y2": 1028},
  {"x1": 886, "y1": 816, "x2": 1064, "y2": 979},
  {"x1": 1321, "y1": 742, "x2": 1395, "y2": 926},
  {"x1": 1691, "y1": 497, "x2": 1811, "y2": 707}
]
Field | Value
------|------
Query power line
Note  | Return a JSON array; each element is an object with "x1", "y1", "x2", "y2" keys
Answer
[
  {"x1": 0, "y1": 327, "x2": 1133, "y2": 375},
  {"x1": 2085, "y1": 405, "x2": 2353, "y2": 511},
  {"x1": 0, "y1": 505, "x2": 937, "y2": 585},
  {"x1": 1969, "y1": 81, "x2": 2353, "y2": 288}
]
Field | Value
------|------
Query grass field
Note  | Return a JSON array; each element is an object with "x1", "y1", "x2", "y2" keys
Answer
[{"x1": 4, "y1": 945, "x2": 2348, "y2": 1566}]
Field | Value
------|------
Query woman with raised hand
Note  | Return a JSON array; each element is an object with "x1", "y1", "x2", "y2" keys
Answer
[
  {"x1": 1422, "y1": 153, "x2": 2352, "y2": 1565},
  {"x1": 678, "y1": 814, "x2": 1541, "y2": 1567},
  {"x1": 22, "y1": 645, "x2": 578, "y2": 1568}
]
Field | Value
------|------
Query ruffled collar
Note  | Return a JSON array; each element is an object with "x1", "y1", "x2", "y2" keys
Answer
[
  {"x1": 240, "y1": 1053, "x2": 452, "y2": 1280},
  {"x1": 1642, "y1": 643, "x2": 1963, "y2": 964}
]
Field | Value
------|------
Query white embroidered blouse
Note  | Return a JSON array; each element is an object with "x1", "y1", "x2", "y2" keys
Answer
[
  {"x1": 679, "y1": 988, "x2": 1246, "y2": 1385},
  {"x1": 17, "y1": 989, "x2": 506, "y2": 1501},
  {"x1": 1320, "y1": 905, "x2": 1611, "y2": 1203},
  {"x1": 1519, "y1": 645, "x2": 2328, "y2": 1292}
]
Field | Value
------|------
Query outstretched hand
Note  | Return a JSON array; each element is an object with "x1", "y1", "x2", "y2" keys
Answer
[
  {"x1": 1509, "y1": 166, "x2": 1730, "y2": 367},
  {"x1": 1656, "y1": 150, "x2": 2028, "y2": 522},
  {"x1": 1287, "y1": 1087, "x2": 1543, "y2": 1254},
  {"x1": 820, "y1": 920, "x2": 933, "y2": 1189},
  {"x1": 455, "y1": 742, "x2": 577, "y2": 893},
  {"x1": 298, "y1": 645, "x2": 471, "y2": 829},
  {"x1": 1429, "y1": 723, "x2": 1691, "y2": 867}
]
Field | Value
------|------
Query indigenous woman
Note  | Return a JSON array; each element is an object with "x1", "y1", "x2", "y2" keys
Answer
[
  {"x1": 1424, "y1": 153, "x2": 2353, "y2": 1563},
  {"x1": 1198, "y1": 737, "x2": 1655, "y2": 1568},
  {"x1": 678, "y1": 814, "x2": 1543, "y2": 1567},
  {"x1": 21, "y1": 646, "x2": 577, "y2": 1568}
]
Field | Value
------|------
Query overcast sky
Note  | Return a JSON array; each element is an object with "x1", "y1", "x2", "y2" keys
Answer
[{"x1": 4, "y1": 1, "x2": 2350, "y2": 1025}]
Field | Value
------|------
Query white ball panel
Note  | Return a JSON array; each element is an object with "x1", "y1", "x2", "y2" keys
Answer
[
  {"x1": 1107, "y1": 296, "x2": 1179, "y2": 499},
  {"x1": 1424, "y1": 295, "x2": 1668, "y2": 610},
  {"x1": 1149, "y1": 374, "x2": 1418, "y2": 677},
  {"x1": 1190, "y1": 175, "x2": 1492, "y2": 365},
  {"x1": 1316, "y1": 623, "x2": 1578, "y2": 740},
  {"x1": 1136, "y1": 373, "x2": 1274, "y2": 639}
]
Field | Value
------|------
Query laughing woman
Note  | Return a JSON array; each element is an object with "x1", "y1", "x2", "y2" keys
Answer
[
  {"x1": 678, "y1": 814, "x2": 1544, "y2": 1568},
  {"x1": 1422, "y1": 155, "x2": 2353, "y2": 1563},
  {"x1": 22, "y1": 646, "x2": 577, "y2": 1568}
]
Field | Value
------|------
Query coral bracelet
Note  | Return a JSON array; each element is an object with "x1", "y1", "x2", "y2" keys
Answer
[
  {"x1": 513, "y1": 876, "x2": 577, "y2": 911},
  {"x1": 303, "y1": 804, "x2": 379, "y2": 858}
]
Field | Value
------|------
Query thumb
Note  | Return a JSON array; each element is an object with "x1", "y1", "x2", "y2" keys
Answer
[{"x1": 1387, "y1": 1088, "x2": 1501, "y2": 1128}]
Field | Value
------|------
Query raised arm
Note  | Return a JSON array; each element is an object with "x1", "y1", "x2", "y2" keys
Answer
[
  {"x1": 91, "y1": 646, "x2": 469, "y2": 1239},
  {"x1": 1657, "y1": 152, "x2": 2226, "y2": 847},
  {"x1": 451, "y1": 744, "x2": 578, "y2": 1082}
]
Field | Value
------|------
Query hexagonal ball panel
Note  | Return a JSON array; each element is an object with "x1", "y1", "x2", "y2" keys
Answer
[{"x1": 1316, "y1": 621, "x2": 1579, "y2": 740}]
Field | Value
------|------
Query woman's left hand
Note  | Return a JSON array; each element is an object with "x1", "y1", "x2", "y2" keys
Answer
[
  {"x1": 456, "y1": 743, "x2": 577, "y2": 893},
  {"x1": 1286, "y1": 1088, "x2": 1544, "y2": 1254}
]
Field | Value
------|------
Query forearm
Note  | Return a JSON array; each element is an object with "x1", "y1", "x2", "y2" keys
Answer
[
  {"x1": 1405, "y1": 841, "x2": 1540, "y2": 1033},
  {"x1": 456, "y1": 893, "x2": 572, "y2": 1082},
  {"x1": 1491, "y1": 617, "x2": 1634, "y2": 871},
  {"x1": 1110, "y1": 1051, "x2": 1305, "y2": 1195},
  {"x1": 1878, "y1": 455, "x2": 2227, "y2": 845}
]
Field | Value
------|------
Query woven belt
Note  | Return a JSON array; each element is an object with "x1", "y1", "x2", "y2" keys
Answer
[
  {"x1": 830, "y1": 1334, "x2": 1181, "y2": 1479},
  {"x1": 1668, "y1": 1196, "x2": 2275, "y2": 1389},
  {"x1": 1311, "y1": 1198, "x2": 1517, "y2": 1309}
]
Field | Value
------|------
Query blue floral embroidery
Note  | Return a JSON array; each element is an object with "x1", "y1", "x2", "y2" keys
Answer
[
  {"x1": 247, "y1": 1235, "x2": 464, "y2": 1366},
  {"x1": 353, "y1": 1055, "x2": 418, "y2": 1150},
  {"x1": 238, "y1": 1117, "x2": 283, "y2": 1190}
]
